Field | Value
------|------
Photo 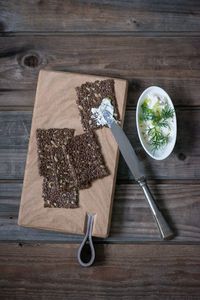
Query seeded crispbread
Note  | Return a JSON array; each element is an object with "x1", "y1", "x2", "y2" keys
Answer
[
  {"x1": 67, "y1": 131, "x2": 109, "y2": 189},
  {"x1": 36, "y1": 128, "x2": 109, "y2": 208},
  {"x1": 43, "y1": 176, "x2": 79, "y2": 208},
  {"x1": 36, "y1": 128, "x2": 75, "y2": 178},
  {"x1": 76, "y1": 79, "x2": 119, "y2": 131},
  {"x1": 36, "y1": 128, "x2": 78, "y2": 208}
]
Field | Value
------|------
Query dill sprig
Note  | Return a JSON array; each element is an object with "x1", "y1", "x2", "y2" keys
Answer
[
  {"x1": 161, "y1": 105, "x2": 174, "y2": 120},
  {"x1": 140, "y1": 102, "x2": 155, "y2": 121},
  {"x1": 147, "y1": 127, "x2": 169, "y2": 152},
  {"x1": 140, "y1": 99, "x2": 175, "y2": 151}
]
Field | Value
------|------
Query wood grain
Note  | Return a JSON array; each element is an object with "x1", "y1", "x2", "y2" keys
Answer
[
  {"x1": 0, "y1": 36, "x2": 200, "y2": 107},
  {"x1": 0, "y1": 109, "x2": 199, "y2": 180},
  {"x1": 0, "y1": 90, "x2": 36, "y2": 107},
  {"x1": 0, "y1": 243, "x2": 199, "y2": 300},
  {"x1": 1, "y1": 0, "x2": 200, "y2": 33},
  {"x1": 1, "y1": 182, "x2": 200, "y2": 242}
]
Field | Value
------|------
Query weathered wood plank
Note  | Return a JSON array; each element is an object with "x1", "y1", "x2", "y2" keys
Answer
[
  {"x1": 0, "y1": 90, "x2": 35, "y2": 107},
  {"x1": 0, "y1": 109, "x2": 199, "y2": 180},
  {"x1": 1, "y1": 0, "x2": 200, "y2": 33},
  {"x1": 1, "y1": 76, "x2": 200, "y2": 107},
  {"x1": 1, "y1": 182, "x2": 200, "y2": 242},
  {"x1": 0, "y1": 243, "x2": 199, "y2": 300},
  {"x1": 0, "y1": 36, "x2": 200, "y2": 107}
]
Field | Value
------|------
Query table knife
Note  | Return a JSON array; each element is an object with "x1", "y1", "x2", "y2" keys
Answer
[{"x1": 103, "y1": 110, "x2": 173, "y2": 240}]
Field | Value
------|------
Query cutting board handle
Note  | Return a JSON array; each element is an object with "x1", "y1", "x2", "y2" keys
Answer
[{"x1": 77, "y1": 214, "x2": 95, "y2": 267}]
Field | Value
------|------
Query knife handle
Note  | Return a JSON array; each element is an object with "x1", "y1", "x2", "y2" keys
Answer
[{"x1": 139, "y1": 180, "x2": 174, "y2": 240}]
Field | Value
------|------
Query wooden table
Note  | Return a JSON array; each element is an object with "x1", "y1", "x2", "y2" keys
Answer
[{"x1": 0, "y1": 1, "x2": 200, "y2": 299}]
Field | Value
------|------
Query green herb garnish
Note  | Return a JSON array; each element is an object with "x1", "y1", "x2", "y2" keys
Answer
[
  {"x1": 147, "y1": 126, "x2": 169, "y2": 152},
  {"x1": 140, "y1": 100, "x2": 155, "y2": 121},
  {"x1": 160, "y1": 105, "x2": 174, "y2": 120},
  {"x1": 140, "y1": 97, "x2": 174, "y2": 152}
]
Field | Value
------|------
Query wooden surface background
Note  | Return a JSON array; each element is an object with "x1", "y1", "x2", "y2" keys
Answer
[{"x1": 0, "y1": 1, "x2": 200, "y2": 299}]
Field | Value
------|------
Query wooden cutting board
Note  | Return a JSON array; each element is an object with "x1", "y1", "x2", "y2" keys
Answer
[{"x1": 18, "y1": 70, "x2": 128, "y2": 238}]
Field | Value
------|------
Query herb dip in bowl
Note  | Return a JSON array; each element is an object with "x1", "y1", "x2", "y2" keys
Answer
[{"x1": 136, "y1": 86, "x2": 177, "y2": 160}]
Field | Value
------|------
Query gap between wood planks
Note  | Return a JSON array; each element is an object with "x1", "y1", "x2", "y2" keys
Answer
[
  {"x1": 0, "y1": 105, "x2": 200, "y2": 110},
  {"x1": 1, "y1": 178, "x2": 200, "y2": 185},
  {"x1": 3, "y1": 31, "x2": 200, "y2": 37}
]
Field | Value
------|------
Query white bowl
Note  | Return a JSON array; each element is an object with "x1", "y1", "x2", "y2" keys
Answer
[{"x1": 136, "y1": 86, "x2": 177, "y2": 160}]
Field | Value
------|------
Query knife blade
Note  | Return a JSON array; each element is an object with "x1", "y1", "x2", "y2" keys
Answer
[{"x1": 109, "y1": 120, "x2": 145, "y2": 181}]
